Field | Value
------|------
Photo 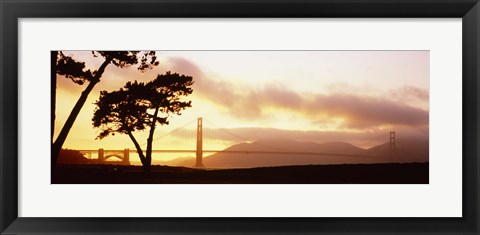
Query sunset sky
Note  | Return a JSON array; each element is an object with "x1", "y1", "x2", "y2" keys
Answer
[{"x1": 54, "y1": 51, "x2": 429, "y2": 163}]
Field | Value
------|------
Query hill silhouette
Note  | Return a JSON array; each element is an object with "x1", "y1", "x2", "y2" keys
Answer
[
  {"x1": 57, "y1": 149, "x2": 92, "y2": 164},
  {"x1": 171, "y1": 138, "x2": 428, "y2": 168}
]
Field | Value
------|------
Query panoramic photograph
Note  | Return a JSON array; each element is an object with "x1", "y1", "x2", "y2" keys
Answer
[{"x1": 51, "y1": 50, "x2": 429, "y2": 184}]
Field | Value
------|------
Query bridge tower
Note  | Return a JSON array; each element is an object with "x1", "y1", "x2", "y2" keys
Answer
[
  {"x1": 98, "y1": 148, "x2": 104, "y2": 163},
  {"x1": 195, "y1": 117, "x2": 204, "y2": 168},
  {"x1": 389, "y1": 131, "x2": 396, "y2": 154},
  {"x1": 123, "y1": 148, "x2": 130, "y2": 165}
]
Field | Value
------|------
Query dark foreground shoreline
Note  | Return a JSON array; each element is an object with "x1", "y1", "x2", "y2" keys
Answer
[{"x1": 52, "y1": 162, "x2": 428, "y2": 184}]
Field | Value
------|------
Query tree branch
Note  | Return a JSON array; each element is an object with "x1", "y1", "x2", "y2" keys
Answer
[{"x1": 127, "y1": 131, "x2": 146, "y2": 166}]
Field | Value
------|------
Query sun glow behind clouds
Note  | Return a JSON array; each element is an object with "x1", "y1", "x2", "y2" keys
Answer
[{"x1": 54, "y1": 50, "x2": 429, "y2": 162}]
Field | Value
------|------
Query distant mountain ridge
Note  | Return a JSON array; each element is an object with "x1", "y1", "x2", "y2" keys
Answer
[
  {"x1": 223, "y1": 138, "x2": 366, "y2": 155},
  {"x1": 164, "y1": 138, "x2": 429, "y2": 168}
]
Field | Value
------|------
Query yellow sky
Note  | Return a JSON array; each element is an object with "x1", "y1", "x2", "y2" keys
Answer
[{"x1": 54, "y1": 51, "x2": 429, "y2": 163}]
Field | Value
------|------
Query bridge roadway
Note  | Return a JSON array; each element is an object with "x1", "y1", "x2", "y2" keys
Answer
[{"x1": 77, "y1": 149, "x2": 387, "y2": 159}]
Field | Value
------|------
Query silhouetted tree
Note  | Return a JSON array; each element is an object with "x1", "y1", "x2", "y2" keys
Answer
[
  {"x1": 51, "y1": 51, "x2": 57, "y2": 144},
  {"x1": 52, "y1": 51, "x2": 159, "y2": 169},
  {"x1": 92, "y1": 72, "x2": 193, "y2": 171}
]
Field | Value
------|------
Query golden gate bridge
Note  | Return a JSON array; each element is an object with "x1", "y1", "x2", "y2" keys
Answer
[{"x1": 78, "y1": 117, "x2": 396, "y2": 167}]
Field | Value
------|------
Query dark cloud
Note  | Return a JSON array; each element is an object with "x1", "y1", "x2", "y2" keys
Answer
[
  {"x1": 167, "y1": 56, "x2": 204, "y2": 79},
  {"x1": 169, "y1": 56, "x2": 261, "y2": 116},
  {"x1": 307, "y1": 94, "x2": 429, "y2": 129},
  {"x1": 391, "y1": 85, "x2": 429, "y2": 104},
  {"x1": 167, "y1": 57, "x2": 429, "y2": 130}
]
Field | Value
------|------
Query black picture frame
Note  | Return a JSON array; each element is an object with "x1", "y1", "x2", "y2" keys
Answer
[{"x1": 1, "y1": 0, "x2": 479, "y2": 234}]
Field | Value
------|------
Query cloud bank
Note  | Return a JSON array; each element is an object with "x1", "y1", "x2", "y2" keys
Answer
[{"x1": 167, "y1": 56, "x2": 429, "y2": 131}]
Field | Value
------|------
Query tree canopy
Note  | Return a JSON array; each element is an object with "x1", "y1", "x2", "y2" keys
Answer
[
  {"x1": 52, "y1": 51, "x2": 160, "y2": 168},
  {"x1": 55, "y1": 52, "x2": 93, "y2": 85},
  {"x1": 92, "y1": 71, "x2": 194, "y2": 169}
]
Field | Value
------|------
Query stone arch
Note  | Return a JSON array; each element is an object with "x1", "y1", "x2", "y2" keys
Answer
[{"x1": 104, "y1": 154, "x2": 124, "y2": 161}]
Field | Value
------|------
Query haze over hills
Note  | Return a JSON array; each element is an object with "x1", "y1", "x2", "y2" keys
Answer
[{"x1": 158, "y1": 137, "x2": 428, "y2": 168}]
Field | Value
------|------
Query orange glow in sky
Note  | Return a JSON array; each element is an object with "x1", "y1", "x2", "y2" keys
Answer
[{"x1": 54, "y1": 51, "x2": 429, "y2": 163}]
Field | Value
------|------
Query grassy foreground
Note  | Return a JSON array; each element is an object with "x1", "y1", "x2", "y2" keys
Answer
[{"x1": 52, "y1": 162, "x2": 428, "y2": 184}]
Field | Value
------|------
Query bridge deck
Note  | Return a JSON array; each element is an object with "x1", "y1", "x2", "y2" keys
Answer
[{"x1": 77, "y1": 150, "x2": 387, "y2": 158}]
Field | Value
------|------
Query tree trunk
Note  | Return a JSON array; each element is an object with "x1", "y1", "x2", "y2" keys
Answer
[
  {"x1": 51, "y1": 51, "x2": 57, "y2": 143},
  {"x1": 127, "y1": 131, "x2": 147, "y2": 166},
  {"x1": 145, "y1": 106, "x2": 160, "y2": 171},
  {"x1": 51, "y1": 51, "x2": 58, "y2": 178},
  {"x1": 52, "y1": 57, "x2": 112, "y2": 166}
]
